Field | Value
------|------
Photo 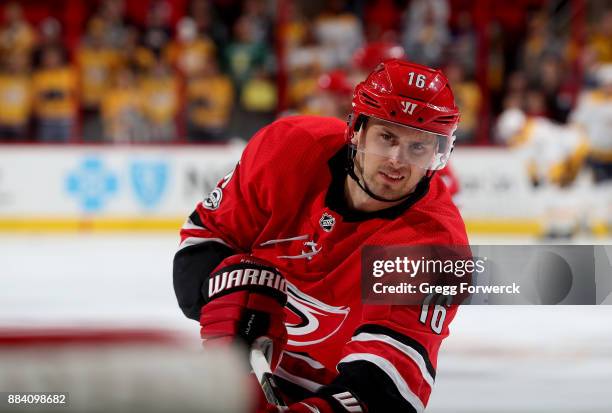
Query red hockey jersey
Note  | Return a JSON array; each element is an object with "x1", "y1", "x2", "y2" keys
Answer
[{"x1": 177, "y1": 115, "x2": 469, "y2": 412}]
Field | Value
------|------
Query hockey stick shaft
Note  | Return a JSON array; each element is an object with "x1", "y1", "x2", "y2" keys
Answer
[{"x1": 250, "y1": 339, "x2": 287, "y2": 408}]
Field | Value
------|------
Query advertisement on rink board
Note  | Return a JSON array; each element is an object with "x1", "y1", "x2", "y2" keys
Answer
[
  {"x1": 0, "y1": 145, "x2": 244, "y2": 230},
  {"x1": 450, "y1": 147, "x2": 534, "y2": 218},
  {"x1": 0, "y1": 167, "x2": 12, "y2": 209},
  {"x1": 0, "y1": 144, "x2": 587, "y2": 233}
]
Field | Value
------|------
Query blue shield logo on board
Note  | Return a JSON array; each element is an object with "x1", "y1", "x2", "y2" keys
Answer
[{"x1": 130, "y1": 161, "x2": 168, "y2": 208}]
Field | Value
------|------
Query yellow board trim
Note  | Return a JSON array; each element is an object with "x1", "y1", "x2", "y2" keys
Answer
[
  {"x1": 591, "y1": 220, "x2": 611, "y2": 238},
  {"x1": 464, "y1": 219, "x2": 544, "y2": 236},
  {"x1": 0, "y1": 218, "x2": 607, "y2": 237},
  {"x1": 0, "y1": 218, "x2": 184, "y2": 233}
]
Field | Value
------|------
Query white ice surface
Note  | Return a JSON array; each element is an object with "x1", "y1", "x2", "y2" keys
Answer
[
  {"x1": 1, "y1": 234, "x2": 611, "y2": 412},
  {"x1": 0, "y1": 234, "x2": 196, "y2": 332}
]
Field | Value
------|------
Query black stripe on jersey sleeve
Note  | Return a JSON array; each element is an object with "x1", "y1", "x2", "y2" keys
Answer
[
  {"x1": 355, "y1": 324, "x2": 436, "y2": 380},
  {"x1": 189, "y1": 210, "x2": 205, "y2": 228},
  {"x1": 332, "y1": 360, "x2": 418, "y2": 413},
  {"x1": 173, "y1": 241, "x2": 234, "y2": 320}
]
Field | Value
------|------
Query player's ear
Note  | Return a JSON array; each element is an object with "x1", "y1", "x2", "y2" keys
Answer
[{"x1": 350, "y1": 128, "x2": 361, "y2": 145}]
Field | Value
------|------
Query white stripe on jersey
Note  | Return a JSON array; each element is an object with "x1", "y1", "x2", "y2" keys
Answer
[
  {"x1": 338, "y1": 353, "x2": 425, "y2": 413},
  {"x1": 331, "y1": 391, "x2": 363, "y2": 413},
  {"x1": 350, "y1": 332, "x2": 435, "y2": 388},
  {"x1": 282, "y1": 351, "x2": 327, "y2": 369},
  {"x1": 274, "y1": 366, "x2": 324, "y2": 392},
  {"x1": 177, "y1": 236, "x2": 231, "y2": 251},
  {"x1": 259, "y1": 234, "x2": 309, "y2": 246},
  {"x1": 297, "y1": 403, "x2": 321, "y2": 413}
]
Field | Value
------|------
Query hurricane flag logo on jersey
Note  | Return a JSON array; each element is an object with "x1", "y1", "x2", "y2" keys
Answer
[
  {"x1": 285, "y1": 282, "x2": 350, "y2": 347},
  {"x1": 203, "y1": 188, "x2": 222, "y2": 210},
  {"x1": 203, "y1": 165, "x2": 235, "y2": 210}
]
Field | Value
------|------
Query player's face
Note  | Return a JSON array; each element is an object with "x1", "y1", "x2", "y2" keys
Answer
[{"x1": 353, "y1": 118, "x2": 433, "y2": 201}]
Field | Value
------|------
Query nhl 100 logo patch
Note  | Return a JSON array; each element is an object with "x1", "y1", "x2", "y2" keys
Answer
[{"x1": 319, "y1": 212, "x2": 336, "y2": 232}]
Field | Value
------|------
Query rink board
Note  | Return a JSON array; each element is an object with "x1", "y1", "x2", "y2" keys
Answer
[{"x1": 0, "y1": 145, "x2": 604, "y2": 235}]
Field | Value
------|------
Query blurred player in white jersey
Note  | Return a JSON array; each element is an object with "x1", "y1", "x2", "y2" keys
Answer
[
  {"x1": 570, "y1": 64, "x2": 612, "y2": 234},
  {"x1": 496, "y1": 106, "x2": 589, "y2": 238}
]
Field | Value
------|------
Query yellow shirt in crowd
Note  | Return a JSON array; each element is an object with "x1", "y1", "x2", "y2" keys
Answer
[
  {"x1": 0, "y1": 74, "x2": 31, "y2": 125},
  {"x1": 140, "y1": 76, "x2": 179, "y2": 124},
  {"x1": 187, "y1": 75, "x2": 234, "y2": 128},
  {"x1": 76, "y1": 47, "x2": 120, "y2": 108},
  {"x1": 589, "y1": 34, "x2": 612, "y2": 63},
  {"x1": 32, "y1": 67, "x2": 78, "y2": 119},
  {"x1": 453, "y1": 81, "x2": 482, "y2": 136},
  {"x1": 290, "y1": 75, "x2": 318, "y2": 108},
  {"x1": 101, "y1": 87, "x2": 142, "y2": 121},
  {"x1": 119, "y1": 46, "x2": 157, "y2": 73},
  {"x1": 0, "y1": 23, "x2": 36, "y2": 59},
  {"x1": 241, "y1": 77, "x2": 277, "y2": 112},
  {"x1": 165, "y1": 38, "x2": 216, "y2": 77},
  {"x1": 101, "y1": 87, "x2": 143, "y2": 141}
]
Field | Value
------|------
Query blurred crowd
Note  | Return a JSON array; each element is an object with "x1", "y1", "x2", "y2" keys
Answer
[{"x1": 0, "y1": 0, "x2": 610, "y2": 145}]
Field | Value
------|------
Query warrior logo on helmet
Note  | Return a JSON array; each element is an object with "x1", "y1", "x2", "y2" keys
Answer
[{"x1": 401, "y1": 101, "x2": 418, "y2": 115}]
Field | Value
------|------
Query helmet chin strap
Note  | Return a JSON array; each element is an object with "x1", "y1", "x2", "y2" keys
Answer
[{"x1": 345, "y1": 144, "x2": 433, "y2": 203}]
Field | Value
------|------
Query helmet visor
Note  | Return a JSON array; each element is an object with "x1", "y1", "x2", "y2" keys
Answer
[{"x1": 354, "y1": 118, "x2": 454, "y2": 171}]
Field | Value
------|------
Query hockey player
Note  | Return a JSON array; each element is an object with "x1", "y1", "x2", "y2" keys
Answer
[
  {"x1": 572, "y1": 65, "x2": 612, "y2": 183},
  {"x1": 496, "y1": 107, "x2": 589, "y2": 237},
  {"x1": 173, "y1": 59, "x2": 467, "y2": 413},
  {"x1": 570, "y1": 64, "x2": 612, "y2": 234}
]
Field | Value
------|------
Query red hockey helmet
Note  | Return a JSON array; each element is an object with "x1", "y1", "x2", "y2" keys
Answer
[
  {"x1": 352, "y1": 42, "x2": 406, "y2": 72},
  {"x1": 317, "y1": 69, "x2": 353, "y2": 96},
  {"x1": 349, "y1": 59, "x2": 460, "y2": 170}
]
